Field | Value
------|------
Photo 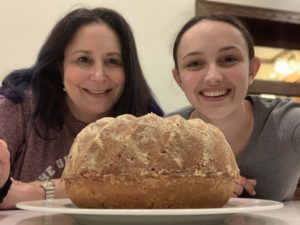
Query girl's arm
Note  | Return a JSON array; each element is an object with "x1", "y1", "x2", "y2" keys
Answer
[{"x1": 232, "y1": 175, "x2": 256, "y2": 197}]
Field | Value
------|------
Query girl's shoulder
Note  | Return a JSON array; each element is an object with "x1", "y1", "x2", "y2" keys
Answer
[
  {"x1": 248, "y1": 95, "x2": 300, "y2": 137},
  {"x1": 248, "y1": 95, "x2": 300, "y2": 115},
  {"x1": 164, "y1": 105, "x2": 193, "y2": 119}
]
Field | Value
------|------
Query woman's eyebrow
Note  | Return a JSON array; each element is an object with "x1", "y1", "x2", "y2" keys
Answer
[{"x1": 71, "y1": 50, "x2": 91, "y2": 55}]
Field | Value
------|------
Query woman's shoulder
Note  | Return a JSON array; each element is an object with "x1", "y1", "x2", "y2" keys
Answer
[
  {"x1": 164, "y1": 105, "x2": 193, "y2": 119},
  {"x1": 0, "y1": 94, "x2": 18, "y2": 106},
  {"x1": 0, "y1": 89, "x2": 34, "y2": 115}
]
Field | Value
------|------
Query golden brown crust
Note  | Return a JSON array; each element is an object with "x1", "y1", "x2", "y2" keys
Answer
[
  {"x1": 65, "y1": 175, "x2": 233, "y2": 208},
  {"x1": 62, "y1": 113, "x2": 239, "y2": 208}
]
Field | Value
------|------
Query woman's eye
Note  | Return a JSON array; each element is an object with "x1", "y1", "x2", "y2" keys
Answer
[
  {"x1": 76, "y1": 56, "x2": 92, "y2": 64},
  {"x1": 105, "y1": 58, "x2": 123, "y2": 66}
]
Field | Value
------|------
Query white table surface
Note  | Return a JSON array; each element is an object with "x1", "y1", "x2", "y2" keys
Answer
[{"x1": 0, "y1": 201, "x2": 299, "y2": 225}]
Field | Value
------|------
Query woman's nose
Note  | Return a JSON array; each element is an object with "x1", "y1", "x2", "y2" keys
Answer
[
  {"x1": 204, "y1": 64, "x2": 223, "y2": 85},
  {"x1": 90, "y1": 63, "x2": 106, "y2": 81}
]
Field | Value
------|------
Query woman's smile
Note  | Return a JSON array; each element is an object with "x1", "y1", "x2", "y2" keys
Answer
[{"x1": 82, "y1": 87, "x2": 112, "y2": 95}]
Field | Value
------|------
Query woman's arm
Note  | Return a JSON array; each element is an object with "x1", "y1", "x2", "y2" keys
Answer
[
  {"x1": 0, "y1": 140, "x2": 11, "y2": 203},
  {"x1": 0, "y1": 140, "x2": 10, "y2": 188},
  {"x1": 0, "y1": 178, "x2": 66, "y2": 209}
]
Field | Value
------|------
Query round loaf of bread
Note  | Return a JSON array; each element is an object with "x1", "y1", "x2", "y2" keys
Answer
[{"x1": 62, "y1": 113, "x2": 239, "y2": 209}]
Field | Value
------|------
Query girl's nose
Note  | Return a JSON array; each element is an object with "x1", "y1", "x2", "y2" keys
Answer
[{"x1": 204, "y1": 64, "x2": 223, "y2": 85}]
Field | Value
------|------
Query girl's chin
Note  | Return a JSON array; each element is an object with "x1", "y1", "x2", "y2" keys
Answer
[{"x1": 194, "y1": 106, "x2": 232, "y2": 121}]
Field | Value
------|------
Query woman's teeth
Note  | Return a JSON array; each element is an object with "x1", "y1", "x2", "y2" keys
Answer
[{"x1": 87, "y1": 89, "x2": 108, "y2": 94}]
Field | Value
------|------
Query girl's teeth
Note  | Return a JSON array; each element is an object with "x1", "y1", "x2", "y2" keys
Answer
[{"x1": 202, "y1": 90, "x2": 227, "y2": 97}]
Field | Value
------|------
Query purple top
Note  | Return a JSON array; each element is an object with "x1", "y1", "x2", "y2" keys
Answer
[{"x1": 0, "y1": 93, "x2": 87, "y2": 182}]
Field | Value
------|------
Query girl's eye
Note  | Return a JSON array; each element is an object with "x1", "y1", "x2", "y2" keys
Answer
[
  {"x1": 219, "y1": 56, "x2": 238, "y2": 65},
  {"x1": 185, "y1": 60, "x2": 205, "y2": 70}
]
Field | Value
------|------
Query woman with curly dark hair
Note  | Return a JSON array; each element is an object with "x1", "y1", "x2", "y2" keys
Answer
[{"x1": 0, "y1": 7, "x2": 163, "y2": 209}]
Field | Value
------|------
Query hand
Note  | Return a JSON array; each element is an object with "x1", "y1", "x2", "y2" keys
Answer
[
  {"x1": 0, "y1": 178, "x2": 67, "y2": 209},
  {"x1": 0, "y1": 140, "x2": 10, "y2": 188},
  {"x1": 232, "y1": 176, "x2": 256, "y2": 197},
  {"x1": 0, "y1": 179, "x2": 43, "y2": 209}
]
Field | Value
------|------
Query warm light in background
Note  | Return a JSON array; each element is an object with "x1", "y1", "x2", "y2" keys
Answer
[
  {"x1": 274, "y1": 60, "x2": 290, "y2": 74},
  {"x1": 255, "y1": 46, "x2": 300, "y2": 82}
]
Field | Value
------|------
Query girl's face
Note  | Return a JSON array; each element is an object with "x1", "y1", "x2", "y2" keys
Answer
[
  {"x1": 173, "y1": 20, "x2": 260, "y2": 120},
  {"x1": 63, "y1": 22, "x2": 125, "y2": 123}
]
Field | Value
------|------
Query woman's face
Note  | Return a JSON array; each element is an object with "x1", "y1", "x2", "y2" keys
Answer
[
  {"x1": 63, "y1": 22, "x2": 125, "y2": 123},
  {"x1": 173, "y1": 20, "x2": 260, "y2": 120}
]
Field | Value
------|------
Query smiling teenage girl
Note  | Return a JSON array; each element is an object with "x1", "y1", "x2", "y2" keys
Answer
[{"x1": 169, "y1": 14, "x2": 300, "y2": 201}]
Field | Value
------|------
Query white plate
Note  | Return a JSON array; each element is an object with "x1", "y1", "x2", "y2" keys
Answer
[{"x1": 16, "y1": 198, "x2": 283, "y2": 224}]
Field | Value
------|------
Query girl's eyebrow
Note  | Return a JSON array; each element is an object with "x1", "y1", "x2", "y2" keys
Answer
[
  {"x1": 219, "y1": 46, "x2": 240, "y2": 52},
  {"x1": 182, "y1": 46, "x2": 240, "y2": 60},
  {"x1": 182, "y1": 51, "x2": 203, "y2": 60}
]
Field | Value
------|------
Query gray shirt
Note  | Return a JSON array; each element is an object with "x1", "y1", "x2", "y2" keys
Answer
[{"x1": 167, "y1": 96, "x2": 300, "y2": 201}]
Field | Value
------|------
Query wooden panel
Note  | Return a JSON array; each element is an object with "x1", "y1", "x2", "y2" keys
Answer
[
  {"x1": 195, "y1": 0, "x2": 300, "y2": 50},
  {"x1": 195, "y1": 0, "x2": 300, "y2": 24},
  {"x1": 248, "y1": 80, "x2": 300, "y2": 97}
]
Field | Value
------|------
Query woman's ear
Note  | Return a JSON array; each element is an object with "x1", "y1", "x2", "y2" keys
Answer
[{"x1": 172, "y1": 68, "x2": 182, "y2": 88}]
